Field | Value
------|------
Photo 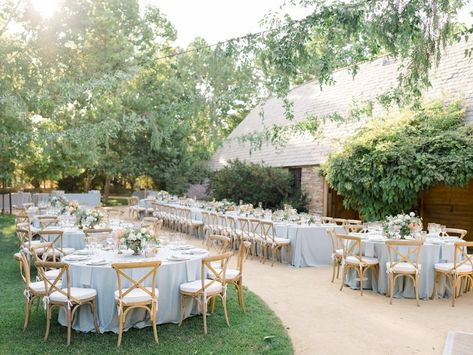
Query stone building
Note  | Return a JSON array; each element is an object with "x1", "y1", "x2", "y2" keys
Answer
[{"x1": 209, "y1": 40, "x2": 473, "y2": 223}]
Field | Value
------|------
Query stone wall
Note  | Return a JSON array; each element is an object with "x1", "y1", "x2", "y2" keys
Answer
[{"x1": 300, "y1": 166, "x2": 325, "y2": 214}]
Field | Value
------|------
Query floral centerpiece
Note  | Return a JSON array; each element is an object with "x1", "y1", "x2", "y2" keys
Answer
[
  {"x1": 120, "y1": 227, "x2": 152, "y2": 255},
  {"x1": 157, "y1": 190, "x2": 170, "y2": 201},
  {"x1": 213, "y1": 199, "x2": 236, "y2": 213},
  {"x1": 383, "y1": 212, "x2": 422, "y2": 239},
  {"x1": 76, "y1": 209, "x2": 104, "y2": 229},
  {"x1": 238, "y1": 203, "x2": 254, "y2": 215},
  {"x1": 49, "y1": 195, "x2": 69, "y2": 211},
  {"x1": 67, "y1": 200, "x2": 79, "y2": 215}
]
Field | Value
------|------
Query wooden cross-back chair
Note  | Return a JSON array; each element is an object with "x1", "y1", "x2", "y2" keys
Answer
[
  {"x1": 332, "y1": 218, "x2": 347, "y2": 226},
  {"x1": 112, "y1": 260, "x2": 162, "y2": 347},
  {"x1": 38, "y1": 216, "x2": 59, "y2": 229},
  {"x1": 35, "y1": 261, "x2": 99, "y2": 345},
  {"x1": 16, "y1": 226, "x2": 39, "y2": 250},
  {"x1": 327, "y1": 228, "x2": 342, "y2": 283},
  {"x1": 37, "y1": 230, "x2": 74, "y2": 258},
  {"x1": 201, "y1": 211, "x2": 212, "y2": 242},
  {"x1": 209, "y1": 240, "x2": 252, "y2": 312},
  {"x1": 215, "y1": 214, "x2": 228, "y2": 236},
  {"x1": 346, "y1": 219, "x2": 362, "y2": 225},
  {"x1": 441, "y1": 228, "x2": 468, "y2": 240},
  {"x1": 83, "y1": 228, "x2": 113, "y2": 246},
  {"x1": 260, "y1": 220, "x2": 291, "y2": 266},
  {"x1": 13, "y1": 207, "x2": 30, "y2": 224},
  {"x1": 179, "y1": 251, "x2": 233, "y2": 334},
  {"x1": 385, "y1": 240, "x2": 423, "y2": 306},
  {"x1": 141, "y1": 217, "x2": 163, "y2": 234},
  {"x1": 15, "y1": 251, "x2": 46, "y2": 330},
  {"x1": 225, "y1": 215, "x2": 238, "y2": 247},
  {"x1": 104, "y1": 207, "x2": 124, "y2": 222},
  {"x1": 127, "y1": 196, "x2": 140, "y2": 218},
  {"x1": 321, "y1": 216, "x2": 333, "y2": 224},
  {"x1": 248, "y1": 218, "x2": 263, "y2": 259},
  {"x1": 344, "y1": 224, "x2": 366, "y2": 234},
  {"x1": 432, "y1": 241, "x2": 473, "y2": 307},
  {"x1": 337, "y1": 234, "x2": 379, "y2": 296},
  {"x1": 207, "y1": 234, "x2": 232, "y2": 254}
]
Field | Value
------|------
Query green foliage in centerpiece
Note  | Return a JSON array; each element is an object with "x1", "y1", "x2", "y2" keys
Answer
[
  {"x1": 383, "y1": 212, "x2": 422, "y2": 239},
  {"x1": 120, "y1": 228, "x2": 153, "y2": 255},
  {"x1": 323, "y1": 100, "x2": 473, "y2": 220},
  {"x1": 76, "y1": 209, "x2": 104, "y2": 229}
]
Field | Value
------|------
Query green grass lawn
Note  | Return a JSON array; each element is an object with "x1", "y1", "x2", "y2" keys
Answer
[
  {"x1": 0, "y1": 215, "x2": 293, "y2": 354},
  {"x1": 101, "y1": 196, "x2": 129, "y2": 207}
]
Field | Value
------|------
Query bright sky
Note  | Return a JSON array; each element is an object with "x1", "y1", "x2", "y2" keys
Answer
[
  {"x1": 29, "y1": 0, "x2": 473, "y2": 48},
  {"x1": 141, "y1": 0, "x2": 314, "y2": 47}
]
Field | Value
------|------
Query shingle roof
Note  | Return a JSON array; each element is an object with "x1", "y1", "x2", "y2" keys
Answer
[{"x1": 209, "y1": 40, "x2": 473, "y2": 170}]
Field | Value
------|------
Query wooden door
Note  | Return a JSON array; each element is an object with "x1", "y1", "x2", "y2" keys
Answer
[{"x1": 421, "y1": 181, "x2": 473, "y2": 240}]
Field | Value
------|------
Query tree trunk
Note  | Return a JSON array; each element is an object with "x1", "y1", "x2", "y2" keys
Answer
[{"x1": 103, "y1": 175, "x2": 112, "y2": 202}]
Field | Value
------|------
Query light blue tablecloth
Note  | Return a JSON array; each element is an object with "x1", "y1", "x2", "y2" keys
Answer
[{"x1": 59, "y1": 248, "x2": 207, "y2": 333}]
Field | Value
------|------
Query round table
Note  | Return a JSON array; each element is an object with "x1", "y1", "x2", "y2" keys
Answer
[
  {"x1": 345, "y1": 235, "x2": 458, "y2": 299},
  {"x1": 59, "y1": 246, "x2": 209, "y2": 333}
]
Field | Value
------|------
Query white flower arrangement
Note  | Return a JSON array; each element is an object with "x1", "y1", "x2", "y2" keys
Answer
[
  {"x1": 120, "y1": 227, "x2": 154, "y2": 254},
  {"x1": 76, "y1": 209, "x2": 104, "y2": 229},
  {"x1": 157, "y1": 190, "x2": 170, "y2": 201},
  {"x1": 49, "y1": 195, "x2": 69, "y2": 208},
  {"x1": 239, "y1": 203, "x2": 254, "y2": 213},
  {"x1": 67, "y1": 200, "x2": 79, "y2": 215},
  {"x1": 383, "y1": 212, "x2": 422, "y2": 239}
]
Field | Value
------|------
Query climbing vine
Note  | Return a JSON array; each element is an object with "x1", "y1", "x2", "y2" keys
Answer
[{"x1": 322, "y1": 99, "x2": 473, "y2": 221}]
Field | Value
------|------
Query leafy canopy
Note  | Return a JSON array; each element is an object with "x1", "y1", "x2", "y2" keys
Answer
[{"x1": 322, "y1": 100, "x2": 473, "y2": 221}]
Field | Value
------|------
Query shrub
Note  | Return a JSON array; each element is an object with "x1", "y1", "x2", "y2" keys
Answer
[
  {"x1": 209, "y1": 160, "x2": 308, "y2": 211},
  {"x1": 322, "y1": 100, "x2": 473, "y2": 221}
]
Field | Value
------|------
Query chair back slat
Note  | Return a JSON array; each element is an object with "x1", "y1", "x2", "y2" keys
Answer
[
  {"x1": 112, "y1": 261, "x2": 161, "y2": 300},
  {"x1": 201, "y1": 252, "x2": 233, "y2": 291},
  {"x1": 385, "y1": 240, "x2": 423, "y2": 271}
]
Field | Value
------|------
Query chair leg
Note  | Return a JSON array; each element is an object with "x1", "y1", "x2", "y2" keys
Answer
[
  {"x1": 91, "y1": 300, "x2": 100, "y2": 333},
  {"x1": 210, "y1": 296, "x2": 216, "y2": 313},
  {"x1": 340, "y1": 266, "x2": 347, "y2": 291},
  {"x1": 117, "y1": 308, "x2": 124, "y2": 347},
  {"x1": 178, "y1": 294, "x2": 185, "y2": 327},
  {"x1": 66, "y1": 307, "x2": 72, "y2": 346},
  {"x1": 431, "y1": 271, "x2": 438, "y2": 300},
  {"x1": 44, "y1": 305, "x2": 51, "y2": 341},
  {"x1": 221, "y1": 294, "x2": 230, "y2": 327},
  {"x1": 414, "y1": 275, "x2": 420, "y2": 307},
  {"x1": 452, "y1": 276, "x2": 457, "y2": 307},
  {"x1": 271, "y1": 246, "x2": 277, "y2": 267},
  {"x1": 23, "y1": 297, "x2": 32, "y2": 331},
  {"x1": 360, "y1": 267, "x2": 364, "y2": 296},
  {"x1": 151, "y1": 305, "x2": 158, "y2": 344},
  {"x1": 389, "y1": 274, "x2": 395, "y2": 305},
  {"x1": 331, "y1": 259, "x2": 337, "y2": 283},
  {"x1": 237, "y1": 282, "x2": 245, "y2": 312},
  {"x1": 202, "y1": 297, "x2": 208, "y2": 335}
]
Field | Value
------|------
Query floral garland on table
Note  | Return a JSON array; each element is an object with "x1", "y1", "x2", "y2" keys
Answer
[
  {"x1": 120, "y1": 227, "x2": 154, "y2": 255},
  {"x1": 383, "y1": 212, "x2": 422, "y2": 239},
  {"x1": 76, "y1": 209, "x2": 104, "y2": 229},
  {"x1": 157, "y1": 190, "x2": 170, "y2": 201}
]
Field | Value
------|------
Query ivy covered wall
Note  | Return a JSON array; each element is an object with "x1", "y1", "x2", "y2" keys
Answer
[{"x1": 322, "y1": 100, "x2": 473, "y2": 221}]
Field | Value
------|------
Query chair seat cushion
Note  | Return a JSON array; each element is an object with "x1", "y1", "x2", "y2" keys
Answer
[
  {"x1": 45, "y1": 269, "x2": 60, "y2": 280},
  {"x1": 434, "y1": 262, "x2": 472, "y2": 273},
  {"x1": 114, "y1": 287, "x2": 159, "y2": 304},
  {"x1": 346, "y1": 256, "x2": 378, "y2": 265},
  {"x1": 386, "y1": 262, "x2": 421, "y2": 274},
  {"x1": 29, "y1": 281, "x2": 46, "y2": 293},
  {"x1": 335, "y1": 248, "x2": 343, "y2": 256},
  {"x1": 50, "y1": 287, "x2": 96, "y2": 303},
  {"x1": 180, "y1": 279, "x2": 222, "y2": 294},
  {"x1": 274, "y1": 237, "x2": 291, "y2": 245},
  {"x1": 209, "y1": 268, "x2": 240, "y2": 280}
]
